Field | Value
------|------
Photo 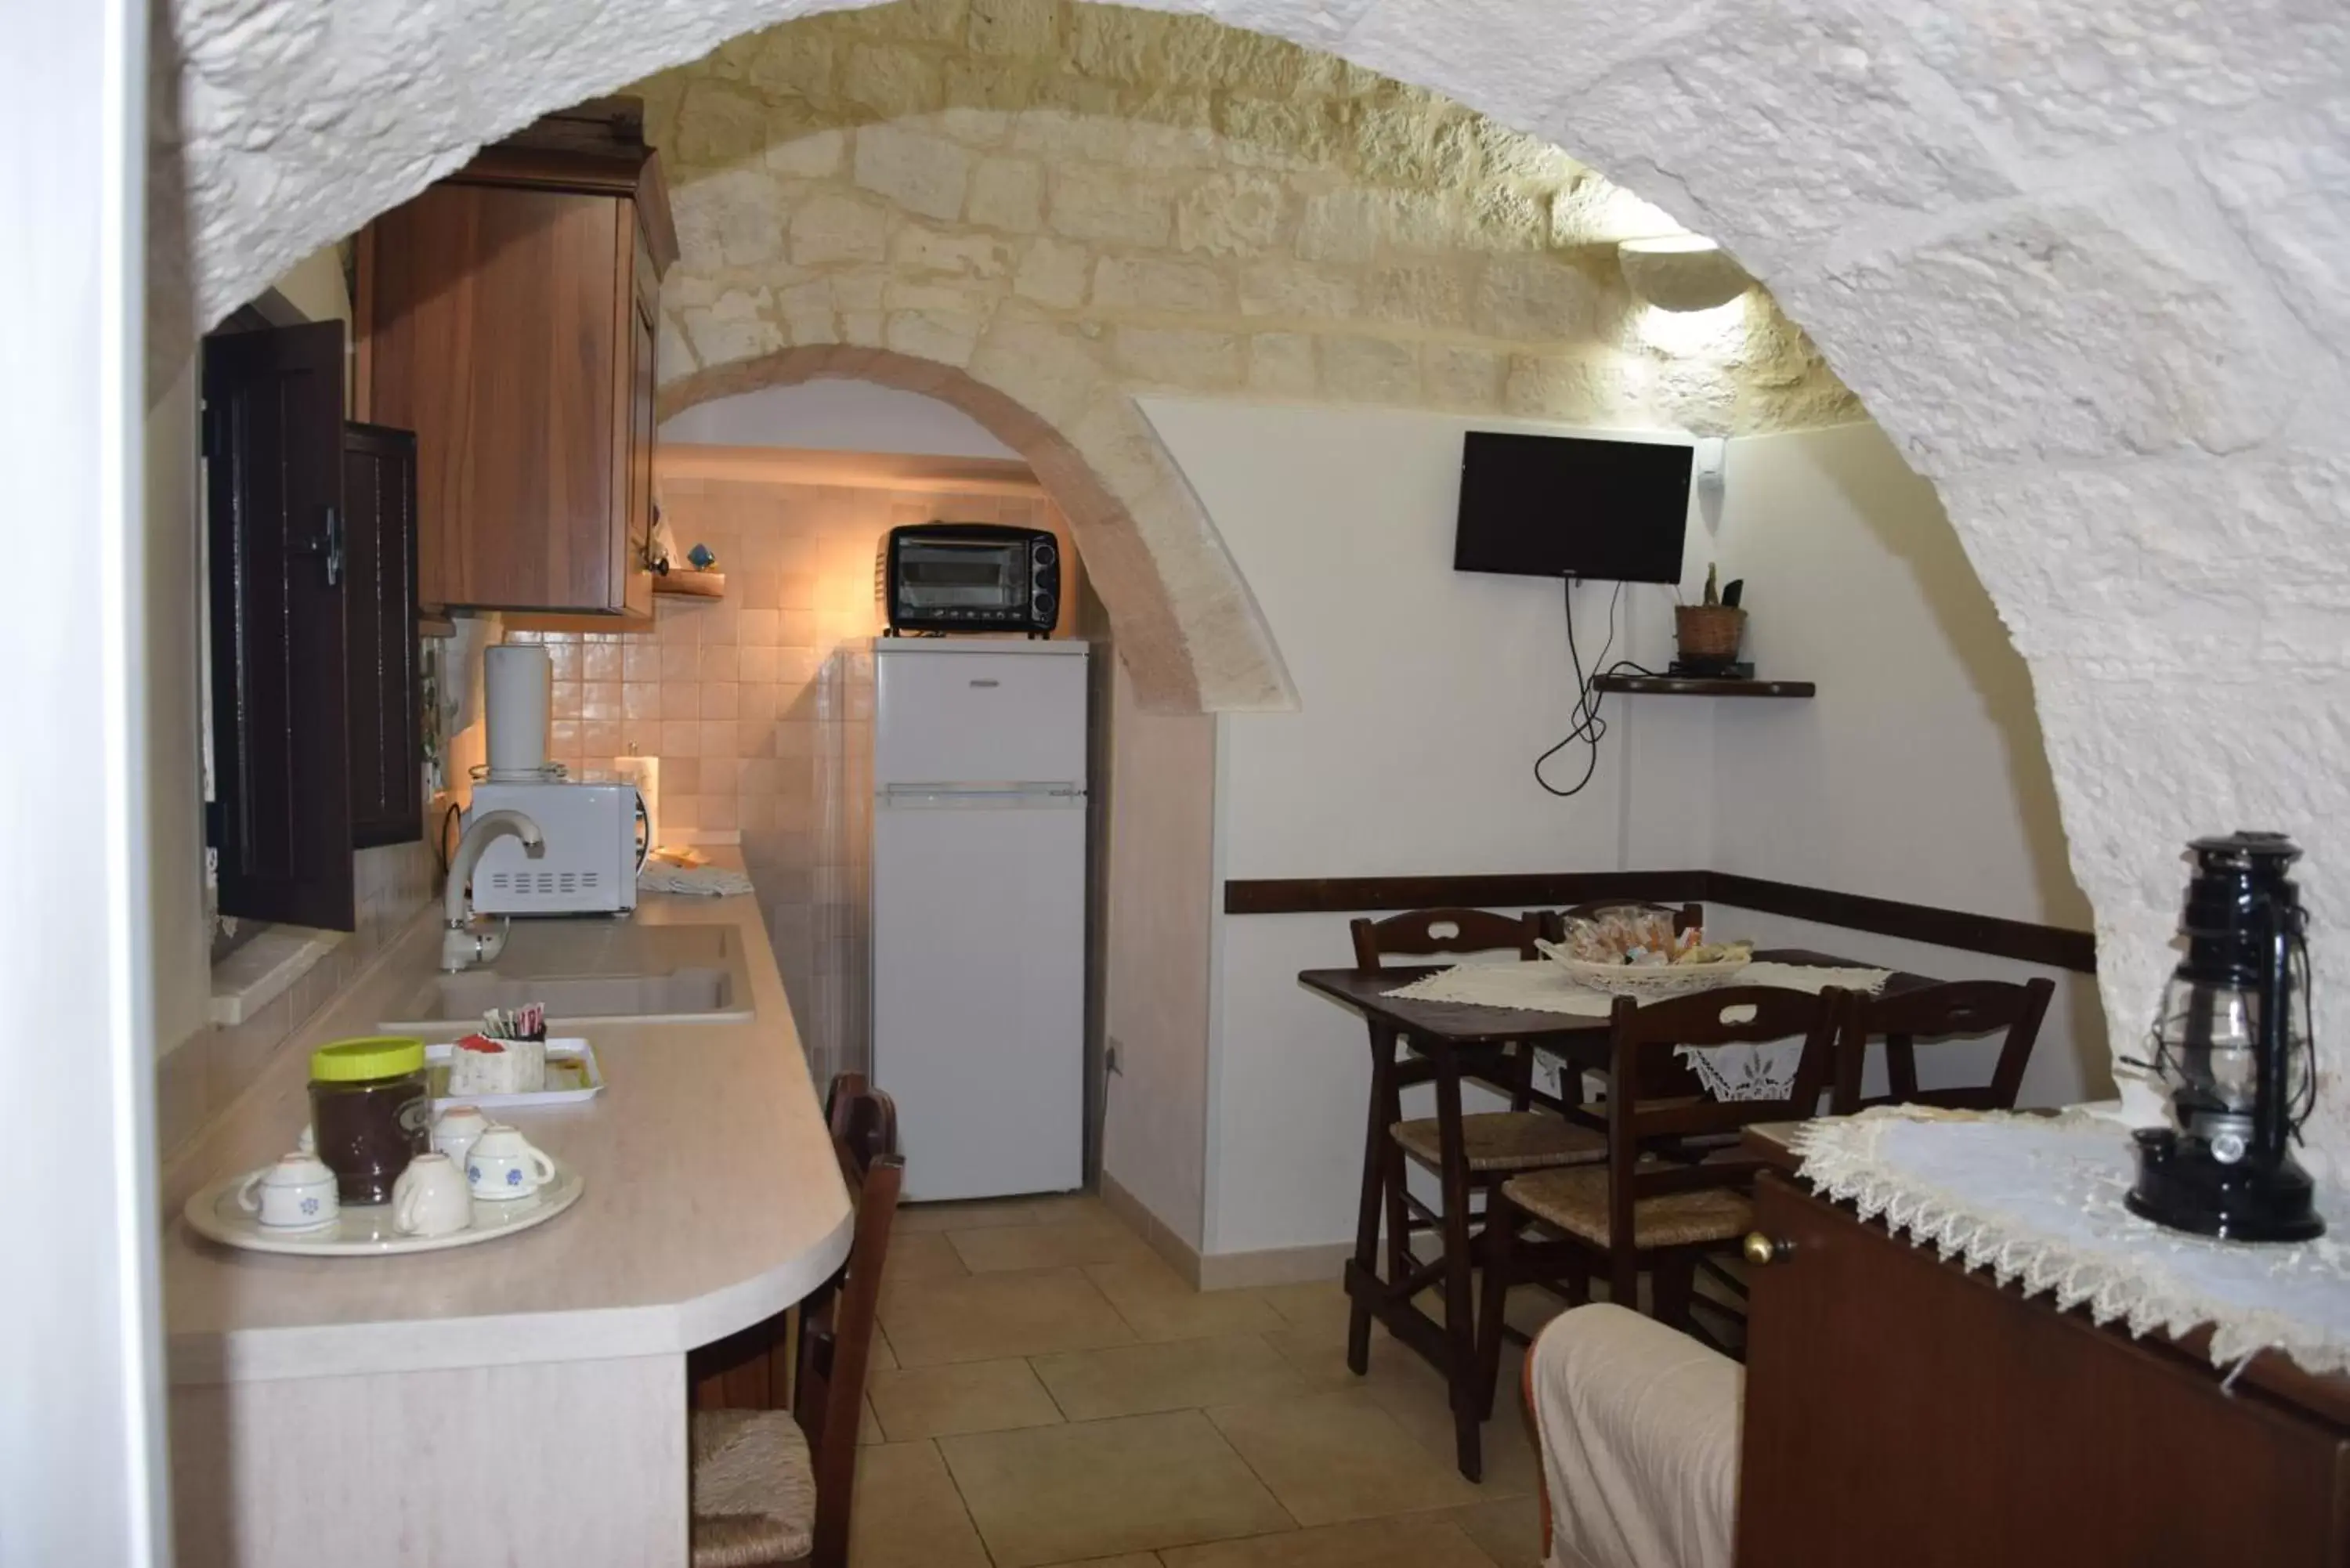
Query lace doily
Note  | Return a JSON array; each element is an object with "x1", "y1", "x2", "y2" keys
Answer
[
  {"x1": 1380, "y1": 959, "x2": 1889, "y2": 1017},
  {"x1": 1795, "y1": 1107, "x2": 2350, "y2": 1376},
  {"x1": 1382, "y1": 961, "x2": 1889, "y2": 1102}
]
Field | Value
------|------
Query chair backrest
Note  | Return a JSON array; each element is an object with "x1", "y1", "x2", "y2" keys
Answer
[
  {"x1": 1600, "y1": 986, "x2": 1842, "y2": 1247},
  {"x1": 826, "y1": 1071, "x2": 897, "y2": 1176},
  {"x1": 1350, "y1": 906, "x2": 1560, "y2": 972},
  {"x1": 1558, "y1": 901, "x2": 1705, "y2": 937},
  {"x1": 794, "y1": 1080, "x2": 903, "y2": 1568},
  {"x1": 1831, "y1": 977, "x2": 2055, "y2": 1115}
]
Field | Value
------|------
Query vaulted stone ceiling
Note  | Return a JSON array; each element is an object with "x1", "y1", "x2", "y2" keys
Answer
[{"x1": 636, "y1": 0, "x2": 1860, "y2": 437}]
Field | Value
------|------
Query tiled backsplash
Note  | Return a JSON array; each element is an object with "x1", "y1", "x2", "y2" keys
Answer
[
  {"x1": 512, "y1": 472, "x2": 1074, "y2": 1067},
  {"x1": 161, "y1": 469, "x2": 1073, "y2": 1151}
]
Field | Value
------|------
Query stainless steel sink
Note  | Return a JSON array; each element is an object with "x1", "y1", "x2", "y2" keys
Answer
[{"x1": 378, "y1": 923, "x2": 755, "y2": 1033}]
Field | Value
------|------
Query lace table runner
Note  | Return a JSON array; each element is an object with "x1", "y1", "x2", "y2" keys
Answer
[
  {"x1": 1796, "y1": 1107, "x2": 2350, "y2": 1376},
  {"x1": 1382, "y1": 961, "x2": 1891, "y2": 1101}
]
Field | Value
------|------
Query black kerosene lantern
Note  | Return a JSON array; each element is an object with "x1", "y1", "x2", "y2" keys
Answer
[{"x1": 2128, "y1": 831, "x2": 2324, "y2": 1242}]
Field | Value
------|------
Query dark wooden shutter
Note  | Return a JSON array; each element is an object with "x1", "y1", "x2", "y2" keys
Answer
[
  {"x1": 204, "y1": 321, "x2": 355, "y2": 930},
  {"x1": 342, "y1": 423, "x2": 423, "y2": 847}
]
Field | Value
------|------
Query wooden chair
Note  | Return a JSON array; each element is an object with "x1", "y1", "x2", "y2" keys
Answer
[
  {"x1": 1345, "y1": 906, "x2": 1607, "y2": 1481},
  {"x1": 687, "y1": 1079, "x2": 903, "y2": 1568},
  {"x1": 1475, "y1": 986, "x2": 1841, "y2": 1411},
  {"x1": 826, "y1": 1071, "x2": 897, "y2": 1171},
  {"x1": 1829, "y1": 977, "x2": 2055, "y2": 1115},
  {"x1": 1554, "y1": 901, "x2": 1710, "y2": 1103}
]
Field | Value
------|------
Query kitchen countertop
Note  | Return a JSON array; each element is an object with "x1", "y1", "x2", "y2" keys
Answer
[{"x1": 161, "y1": 863, "x2": 852, "y2": 1385}]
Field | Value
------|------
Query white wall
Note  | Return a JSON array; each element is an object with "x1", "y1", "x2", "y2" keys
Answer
[
  {"x1": 1711, "y1": 423, "x2": 2093, "y2": 929},
  {"x1": 5, "y1": 0, "x2": 167, "y2": 1556},
  {"x1": 1144, "y1": 397, "x2": 1718, "y2": 1255},
  {"x1": 1098, "y1": 662, "x2": 1217, "y2": 1249},
  {"x1": 659, "y1": 380, "x2": 1018, "y2": 457},
  {"x1": 1133, "y1": 398, "x2": 2091, "y2": 1259}
]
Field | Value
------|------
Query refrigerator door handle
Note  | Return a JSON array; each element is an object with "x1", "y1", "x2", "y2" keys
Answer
[{"x1": 879, "y1": 782, "x2": 1085, "y2": 806}]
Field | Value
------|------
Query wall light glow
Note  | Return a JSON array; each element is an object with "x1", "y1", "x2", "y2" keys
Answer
[{"x1": 1634, "y1": 295, "x2": 1751, "y2": 358}]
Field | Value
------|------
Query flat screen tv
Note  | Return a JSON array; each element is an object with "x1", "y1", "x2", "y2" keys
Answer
[{"x1": 1454, "y1": 431, "x2": 1693, "y2": 583}]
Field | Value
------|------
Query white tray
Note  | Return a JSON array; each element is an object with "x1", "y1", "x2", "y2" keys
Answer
[
  {"x1": 426, "y1": 1038, "x2": 604, "y2": 1111},
  {"x1": 183, "y1": 1155, "x2": 585, "y2": 1258}
]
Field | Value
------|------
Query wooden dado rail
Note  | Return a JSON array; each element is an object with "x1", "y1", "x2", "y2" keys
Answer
[{"x1": 1220, "y1": 869, "x2": 2096, "y2": 974}]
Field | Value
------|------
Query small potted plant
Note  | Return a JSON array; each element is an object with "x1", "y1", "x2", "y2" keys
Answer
[{"x1": 1676, "y1": 564, "x2": 1745, "y2": 674}]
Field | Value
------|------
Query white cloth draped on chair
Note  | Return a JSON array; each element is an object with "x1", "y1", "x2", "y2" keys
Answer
[{"x1": 1526, "y1": 1304, "x2": 1742, "y2": 1568}]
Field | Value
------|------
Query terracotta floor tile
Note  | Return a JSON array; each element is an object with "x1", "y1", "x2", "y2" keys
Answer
[
  {"x1": 1032, "y1": 1334, "x2": 1307, "y2": 1422},
  {"x1": 881, "y1": 1267, "x2": 1137, "y2": 1366},
  {"x1": 1443, "y1": 1494, "x2": 1546, "y2": 1568},
  {"x1": 940, "y1": 1411, "x2": 1296, "y2": 1566},
  {"x1": 870, "y1": 1356, "x2": 1067, "y2": 1440},
  {"x1": 846, "y1": 1440, "x2": 991, "y2": 1568},
  {"x1": 950, "y1": 1218, "x2": 1162, "y2": 1274},
  {"x1": 871, "y1": 1321, "x2": 898, "y2": 1372},
  {"x1": 897, "y1": 1194, "x2": 1108, "y2": 1234},
  {"x1": 1159, "y1": 1516, "x2": 1500, "y2": 1567},
  {"x1": 1035, "y1": 1557, "x2": 1165, "y2": 1568},
  {"x1": 1085, "y1": 1261, "x2": 1289, "y2": 1342},
  {"x1": 859, "y1": 1394, "x2": 884, "y2": 1445},
  {"x1": 884, "y1": 1231, "x2": 972, "y2": 1284},
  {"x1": 1206, "y1": 1389, "x2": 1485, "y2": 1525},
  {"x1": 1249, "y1": 1280, "x2": 1354, "y2": 1339},
  {"x1": 1257, "y1": 1325, "x2": 1374, "y2": 1395},
  {"x1": 1358, "y1": 1340, "x2": 1538, "y2": 1498}
]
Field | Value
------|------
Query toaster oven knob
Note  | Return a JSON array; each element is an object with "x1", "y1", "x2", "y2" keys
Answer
[
  {"x1": 1033, "y1": 541, "x2": 1058, "y2": 568},
  {"x1": 1033, "y1": 591, "x2": 1056, "y2": 622}
]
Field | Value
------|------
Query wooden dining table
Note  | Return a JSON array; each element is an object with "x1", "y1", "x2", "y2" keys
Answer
[{"x1": 1296, "y1": 947, "x2": 1945, "y2": 1467}]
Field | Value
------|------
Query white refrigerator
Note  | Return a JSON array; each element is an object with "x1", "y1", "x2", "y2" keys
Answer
[{"x1": 870, "y1": 638, "x2": 1089, "y2": 1201}]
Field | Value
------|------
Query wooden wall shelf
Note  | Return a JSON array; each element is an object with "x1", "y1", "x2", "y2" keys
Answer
[
  {"x1": 653, "y1": 571, "x2": 725, "y2": 599},
  {"x1": 1593, "y1": 674, "x2": 1815, "y2": 698}
]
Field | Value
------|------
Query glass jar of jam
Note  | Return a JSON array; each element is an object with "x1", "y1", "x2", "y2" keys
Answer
[{"x1": 309, "y1": 1037, "x2": 431, "y2": 1205}]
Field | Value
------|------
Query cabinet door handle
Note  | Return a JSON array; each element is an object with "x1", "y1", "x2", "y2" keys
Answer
[
  {"x1": 1743, "y1": 1231, "x2": 1795, "y2": 1266},
  {"x1": 301, "y1": 504, "x2": 345, "y2": 589}
]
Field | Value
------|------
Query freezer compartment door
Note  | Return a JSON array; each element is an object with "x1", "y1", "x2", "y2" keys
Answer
[
  {"x1": 875, "y1": 647, "x2": 1088, "y2": 789},
  {"x1": 871, "y1": 795, "x2": 1085, "y2": 1201}
]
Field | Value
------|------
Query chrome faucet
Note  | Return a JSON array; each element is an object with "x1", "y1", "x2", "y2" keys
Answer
[{"x1": 442, "y1": 808, "x2": 544, "y2": 972}]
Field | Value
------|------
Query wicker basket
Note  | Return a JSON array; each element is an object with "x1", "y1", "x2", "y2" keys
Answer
[
  {"x1": 1537, "y1": 940, "x2": 1752, "y2": 1000},
  {"x1": 1675, "y1": 605, "x2": 1747, "y2": 667}
]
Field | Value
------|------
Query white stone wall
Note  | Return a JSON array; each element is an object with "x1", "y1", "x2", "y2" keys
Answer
[
  {"x1": 637, "y1": 4, "x2": 1853, "y2": 717},
  {"x1": 162, "y1": 0, "x2": 2350, "y2": 1161},
  {"x1": 637, "y1": 5, "x2": 1852, "y2": 436}
]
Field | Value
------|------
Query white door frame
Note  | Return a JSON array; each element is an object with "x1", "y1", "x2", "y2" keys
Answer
[{"x1": 0, "y1": 1, "x2": 168, "y2": 1563}]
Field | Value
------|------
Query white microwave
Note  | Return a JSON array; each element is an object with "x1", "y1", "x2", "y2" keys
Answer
[{"x1": 467, "y1": 781, "x2": 646, "y2": 915}]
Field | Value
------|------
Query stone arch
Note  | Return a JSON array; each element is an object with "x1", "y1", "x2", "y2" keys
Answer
[
  {"x1": 658, "y1": 336, "x2": 1289, "y2": 710},
  {"x1": 163, "y1": 0, "x2": 2350, "y2": 1158}
]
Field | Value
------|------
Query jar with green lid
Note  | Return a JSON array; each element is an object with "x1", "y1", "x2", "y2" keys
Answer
[{"x1": 309, "y1": 1037, "x2": 431, "y2": 1205}]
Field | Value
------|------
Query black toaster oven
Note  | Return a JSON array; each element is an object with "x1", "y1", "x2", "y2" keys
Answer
[{"x1": 878, "y1": 522, "x2": 1061, "y2": 635}]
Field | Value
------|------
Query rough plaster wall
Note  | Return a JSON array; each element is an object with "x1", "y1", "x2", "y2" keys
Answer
[
  {"x1": 635, "y1": 4, "x2": 1854, "y2": 715},
  {"x1": 629, "y1": 4, "x2": 1853, "y2": 719},
  {"x1": 163, "y1": 0, "x2": 2350, "y2": 1155},
  {"x1": 634, "y1": 5, "x2": 1852, "y2": 438}
]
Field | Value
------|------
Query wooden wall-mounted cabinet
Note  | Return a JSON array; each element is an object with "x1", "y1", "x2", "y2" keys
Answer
[{"x1": 356, "y1": 99, "x2": 676, "y2": 619}]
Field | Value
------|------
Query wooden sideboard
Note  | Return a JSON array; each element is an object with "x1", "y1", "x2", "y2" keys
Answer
[{"x1": 1737, "y1": 1174, "x2": 2350, "y2": 1567}]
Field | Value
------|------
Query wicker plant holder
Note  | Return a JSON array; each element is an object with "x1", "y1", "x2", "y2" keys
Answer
[{"x1": 1675, "y1": 605, "x2": 1747, "y2": 668}]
